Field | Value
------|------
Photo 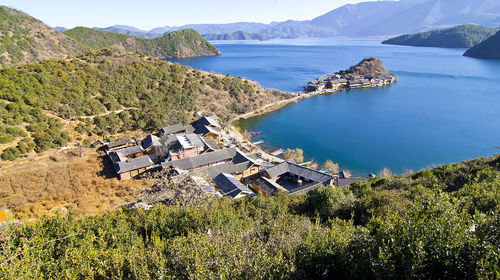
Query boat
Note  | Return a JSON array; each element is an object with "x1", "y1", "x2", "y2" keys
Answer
[
  {"x1": 250, "y1": 131, "x2": 262, "y2": 135},
  {"x1": 252, "y1": 140, "x2": 264, "y2": 145},
  {"x1": 270, "y1": 148, "x2": 284, "y2": 156}
]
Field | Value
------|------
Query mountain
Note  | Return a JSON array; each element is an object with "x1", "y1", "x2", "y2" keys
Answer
[
  {"x1": 464, "y1": 30, "x2": 500, "y2": 59},
  {"x1": 129, "y1": 0, "x2": 500, "y2": 39},
  {"x1": 52, "y1": 26, "x2": 67, "y2": 32},
  {"x1": 64, "y1": 27, "x2": 221, "y2": 58},
  {"x1": 203, "y1": 31, "x2": 262, "y2": 40},
  {"x1": 94, "y1": 25, "x2": 162, "y2": 39},
  {"x1": 382, "y1": 24, "x2": 498, "y2": 48},
  {"x1": 0, "y1": 6, "x2": 84, "y2": 66}
]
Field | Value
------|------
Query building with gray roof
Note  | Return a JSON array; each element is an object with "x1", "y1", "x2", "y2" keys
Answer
[
  {"x1": 159, "y1": 124, "x2": 195, "y2": 136},
  {"x1": 213, "y1": 173, "x2": 254, "y2": 199}
]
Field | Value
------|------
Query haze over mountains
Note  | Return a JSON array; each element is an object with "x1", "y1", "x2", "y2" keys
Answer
[{"x1": 80, "y1": 0, "x2": 500, "y2": 39}]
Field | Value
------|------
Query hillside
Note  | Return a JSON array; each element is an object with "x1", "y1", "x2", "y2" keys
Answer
[
  {"x1": 63, "y1": 27, "x2": 220, "y2": 58},
  {"x1": 0, "y1": 153, "x2": 498, "y2": 278},
  {"x1": 203, "y1": 31, "x2": 262, "y2": 40},
  {"x1": 0, "y1": 6, "x2": 84, "y2": 67},
  {"x1": 382, "y1": 24, "x2": 498, "y2": 48},
  {"x1": 0, "y1": 49, "x2": 289, "y2": 163},
  {"x1": 464, "y1": 31, "x2": 500, "y2": 59}
]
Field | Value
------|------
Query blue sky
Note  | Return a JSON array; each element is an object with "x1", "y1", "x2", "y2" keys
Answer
[{"x1": 0, "y1": 0, "x2": 377, "y2": 30}]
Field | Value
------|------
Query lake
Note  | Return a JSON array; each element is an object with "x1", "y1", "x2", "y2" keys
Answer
[{"x1": 169, "y1": 38, "x2": 500, "y2": 175}]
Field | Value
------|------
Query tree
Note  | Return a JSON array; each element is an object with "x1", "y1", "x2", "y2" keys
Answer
[
  {"x1": 379, "y1": 167, "x2": 393, "y2": 178},
  {"x1": 283, "y1": 148, "x2": 304, "y2": 163},
  {"x1": 322, "y1": 160, "x2": 339, "y2": 174}
]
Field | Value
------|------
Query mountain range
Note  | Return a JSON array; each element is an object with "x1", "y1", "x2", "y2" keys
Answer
[{"x1": 80, "y1": 0, "x2": 500, "y2": 39}]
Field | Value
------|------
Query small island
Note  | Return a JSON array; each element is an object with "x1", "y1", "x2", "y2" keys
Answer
[{"x1": 305, "y1": 57, "x2": 398, "y2": 93}]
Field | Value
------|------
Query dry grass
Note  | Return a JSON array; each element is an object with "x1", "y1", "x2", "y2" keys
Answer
[{"x1": 0, "y1": 148, "x2": 148, "y2": 218}]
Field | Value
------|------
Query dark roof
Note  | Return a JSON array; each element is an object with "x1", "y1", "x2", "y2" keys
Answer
[
  {"x1": 188, "y1": 161, "x2": 253, "y2": 179},
  {"x1": 176, "y1": 133, "x2": 205, "y2": 149},
  {"x1": 201, "y1": 136, "x2": 220, "y2": 151},
  {"x1": 116, "y1": 145, "x2": 144, "y2": 157},
  {"x1": 192, "y1": 116, "x2": 220, "y2": 129},
  {"x1": 213, "y1": 173, "x2": 253, "y2": 198},
  {"x1": 115, "y1": 156, "x2": 154, "y2": 174},
  {"x1": 159, "y1": 124, "x2": 195, "y2": 135},
  {"x1": 106, "y1": 138, "x2": 134, "y2": 149},
  {"x1": 142, "y1": 135, "x2": 161, "y2": 150},
  {"x1": 247, "y1": 176, "x2": 286, "y2": 196},
  {"x1": 162, "y1": 148, "x2": 237, "y2": 170},
  {"x1": 194, "y1": 125, "x2": 220, "y2": 137},
  {"x1": 263, "y1": 161, "x2": 333, "y2": 185}
]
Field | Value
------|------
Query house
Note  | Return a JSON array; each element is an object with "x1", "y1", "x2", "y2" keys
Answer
[
  {"x1": 169, "y1": 133, "x2": 205, "y2": 160},
  {"x1": 109, "y1": 145, "x2": 145, "y2": 161},
  {"x1": 90, "y1": 139, "x2": 104, "y2": 148},
  {"x1": 162, "y1": 147, "x2": 238, "y2": 172},
  {"x1": 246, "y1": 176, "x2": 287, "y2": 197},
  {"x1": 159, "y1": 124, "x2": 195, "y2": 136},
  {"x1": 113, "y1": 155, "x2": 156, "y2": 180},
  {"x1": 105, "y1": 138, "x2": 135, "y2": 151},
  {"x1": 191, "y1": 116, "x2": 221, "y2": 142},
  {"x1": 213, "y1": 173, "x2": 254, "y2": 199},
  {"x1": 260, "y1": 161, "x2": 334, "y2": 194}
]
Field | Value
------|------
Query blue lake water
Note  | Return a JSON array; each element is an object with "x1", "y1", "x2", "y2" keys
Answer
[{"x1": 169, "y1": 38, "x2": 500, "y2": 175}]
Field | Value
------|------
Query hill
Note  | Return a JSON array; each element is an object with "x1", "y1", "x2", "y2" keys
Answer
[
  {"x1": 93, "y1": 25, "x2": 161, "y2": 39},
  {"x1": 63, "y1": 27, "x2": 221, "y2": 58},
  {"x1": 203, "y1": 31, "x2": 262, "y2": 40},
  {"x1": 464, "y1": 31, "x2": 500, "y2": 59},
  {"x1": 382, "y1": 24, "x2": 498, "y2": 48},
  {"x1": 0, "y1": 6, "x2": 84, "y2": 67},
  {"x1": 0, "y1": 49, "x2": 289, "y2": 163},
  {"x1": 0, "y1": 153, "x2": 498, "y2": 278}
]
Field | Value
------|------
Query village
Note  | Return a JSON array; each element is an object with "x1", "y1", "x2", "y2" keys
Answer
[
  {"x1": 306, "y1": 73, "x2": 397, "y2": 93},
  {"x1": 95, "y1": 115, "x2": 367, "y2": 200}
]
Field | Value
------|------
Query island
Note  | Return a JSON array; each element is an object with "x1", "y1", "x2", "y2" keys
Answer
[
  {"x1": 381, "y1": 24, "x2": 497, "y2": 48},
  {"x1": 463, "y1": 31, "x2": 500, "y2": 59},
  {"x1": 305, "y1": 57, "x2": 398, "y2": 93}
]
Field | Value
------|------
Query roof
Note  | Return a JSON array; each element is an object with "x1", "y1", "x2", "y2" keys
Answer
[
  {"x1": 159, "y1": 124, "x2": 195, "y2": 135},
  {"x1": 115, "y1": 156, "x2": 155, "y2": 174},
  {"x1": 188, "y1": 161, "x2": 253, "y2": 179},
  {"x1": 190, "y1": 176, "x2": 223, "y2": 197},
  {"x1": 115, "y1": 145, "x2": 145, "y2": 157},
  {"x1": 162, "y1": 148, "x2": 238, "y2": 170},
  {"x1": 337, "y1": 177, "x2": 364, "y2": 187},
  {"x1": 142, "y1": 135, "x2": 161, "y2": 150},
  {"x1": 201, "y1": 136, "x2": 220, "y2": 151},
  {"x1": 106, "y1": 138, "x2": 134, "y2": 149},
  {"x1": 194, "y1": 125, "x2": 220, "y2": 137},
  {"x1": 263, "y1": 161, "x2": 333, "y2": 185},
  {"x1": 213, "y1": 173, "x2": 253, "y2": 198},
  {"x1": 247, "y1": 176, "x2": 287, "y2": 196},
  {"x1": 176, "y1": 133, "x2": 204, "y2": 149},
  {"x1": 192, "y1": 116, "x2": 220, "y2": 129}
]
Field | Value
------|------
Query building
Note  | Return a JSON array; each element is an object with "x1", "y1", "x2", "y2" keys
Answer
[
  {"x1": 113, "y1": 156, "x2": 156, "y2": 180},
  {"x1": 260, "y1": 161, "x2": 334, "y2": 194},
  {"x1": 159, "y1": 124, "x2": 195, "y2": 136},
  {"x1": 105, "y1": 138, "x2": 135, "y2": 151},
  {"x1": 191, "y1": 116, "x2": 221, "y2": 142},
  {"x1": 169, "y1": 133, "x2": 205, "y2": 160},
  {"x1": 213, "y1": 173, "x2": 254, "y2": 199}
]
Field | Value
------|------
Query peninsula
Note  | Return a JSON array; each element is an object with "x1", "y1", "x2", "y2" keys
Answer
[
  {"x1": 464, "y1": 31, "x2": 500, "y2": 59},
  {"x1": 305, "y1": 57, "x2": 397, "y2": 93}
]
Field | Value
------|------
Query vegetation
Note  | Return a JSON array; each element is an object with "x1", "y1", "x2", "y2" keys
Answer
[
  {"x1": 382, "y1": 24, "x2": 498, "y2": 48},
  {"x1": 0, "y1": 49, "x2": 289, "y2": 160},
  {"x1": 0, "y1": 154, "x2": 498, "y2": 279},
  {"x1": 0, "y1": 6, "x2": 84, "y2": 66},
  {"x1": 64, "y1": 27, "x2": 221, "y2": 58},
  {"x1": 203, "y1": 31, "x2": 262, "y2": 40},
  {"x1": 464, "y1": 31, "x2": 500, "y2": 59},
  {"x1": 283, "y1": 148, "x2": 304, "y2": 163},
  {"x1": 340, "y1": 57, "x2": 396, "y2": 79}
]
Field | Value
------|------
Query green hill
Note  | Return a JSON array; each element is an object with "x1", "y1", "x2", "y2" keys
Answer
[
  {"x1": 0, "y1": 49, "x2": 288, "y2": 161},
  {"x1": 64, "y1": 27, "x2": 221, "y2": 58},
  {"x1": 203, "y1": 31, "x2": 262, "y2": 40},
  {"x1": 382, "y1": 24, "x2": 498, "y2": 48},
  {"x1": 464, "y1": 31, "x2": 500, "y2": 59},
  {"x1": 0, "y1": 153, "x2": 498, "y2": 278},
  {"x1": 0, "y1": 6, "x2": 84, "y2": 66}
]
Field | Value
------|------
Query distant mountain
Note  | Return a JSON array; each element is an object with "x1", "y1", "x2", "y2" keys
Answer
[
  {"x1": 464, "y1": 31, "x2": 500, "y2": 59},
  {"x1": 53, "y1": 26, "x2": 67, "y2": 32},
  {"x1": 94, "y1": 25, "x2": 161, "y2": 39},
  {"x1": 382, "y1": 24, "x2": 498, "y2": 48},
  {"x1": 0, "y1": 6, "x2": 84, "y2": 67},
  {"x1": 64, "y1": 27, "x2": 220, "y2": 58},
  {"x1": 203, "y1": 31, "x2": 262, "y2": 40},
  {"x1": 82, "y1": 0, "x2": 500, "y2": 40}
]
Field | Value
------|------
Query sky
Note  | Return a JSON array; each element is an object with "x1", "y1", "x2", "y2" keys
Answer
[{"x1": 0, "y1": 0, "x2": 379, "y2": 31}]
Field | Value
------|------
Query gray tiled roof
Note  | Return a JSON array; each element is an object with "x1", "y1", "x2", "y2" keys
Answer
[
  {"x1": 188, "y1": 161, "x2": 253, "y2": 179},
  {"x1": 213, "y1": 173, "x2": 253, "y2": 198},
  {"x1": 106, "y1": 138, "x2": 134, "y2": 149},
  {"x1": 115, "y1": 156, "x2": 155, "y2": 174},
  {"x1": 161, "y1": 148, "x2": 238, "y2": 170},
  {"x1": 159, "y1": 124, "x2": 195, "y2": 135},
  {"x1": 263, "y1": 161, "x2": 333, "y2": 185},
  {"x1": 115, "y1": 145, "x2": 145, "y2": 157},
  {"x1": 176, "y1": 133, "x2": 205, "y2": 149},
  {"x1": 247, "y1": 176, "x2": 286, "y2": 196},
  {"x1": 142, "y1": 135, "x2": 161, "y2": 150},
  {"x1": 337, "y1": 177, "x2": 364, "y2": 187}
]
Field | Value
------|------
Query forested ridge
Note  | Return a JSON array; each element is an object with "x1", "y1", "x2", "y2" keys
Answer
[
  {"x1": 0, "y1": 49, "x2": 289, "y2": 161},
  {"x1": 0, "y1": 154, "x2": 498, "y2": 279}
]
